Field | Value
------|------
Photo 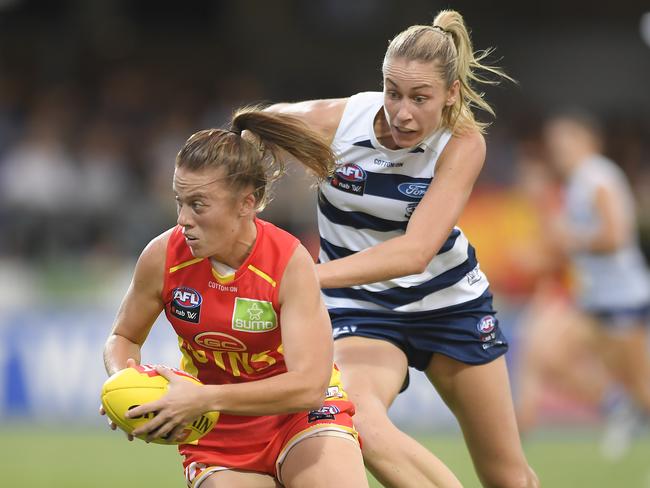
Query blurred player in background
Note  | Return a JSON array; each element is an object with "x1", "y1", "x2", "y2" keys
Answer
[
  {"x1": 101, "y1": 108, "x2": 370, "y2": 488},
  {"x1": 542, "y1": 111, "x2": 650, "y2": 458},
  {"x1": 511, "y1": 148, "x2": 613, "y2": 436},
  {"x1": 268, "y1": 9, "x2": 538, "y2": 488}
]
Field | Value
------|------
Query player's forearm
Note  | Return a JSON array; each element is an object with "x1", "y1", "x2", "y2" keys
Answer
[
  {"x1": 103, "y1": 334, "x2": 141, "y2": 376},
  {"x1": 567, "y1": 228, "x2": 625, "y2": 255},
  {"x1": 203, "y1": 370, "x2": 327, "y2": 416},
  {"x1": 317, "y1": 234, "x2": 436, "y2": 288}
]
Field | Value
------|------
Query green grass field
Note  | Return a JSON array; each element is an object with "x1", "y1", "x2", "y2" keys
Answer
[{"x1": 2, "y1": 425, "x2": 649, "y2": 487}]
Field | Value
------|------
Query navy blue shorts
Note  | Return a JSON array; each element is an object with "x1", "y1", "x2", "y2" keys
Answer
[
  {"x1": 586, "y1": 303, "x2": 650, "y2": 330},
  {"x1": 330, "y1": 291, "x2": 508, "y2": 372}
]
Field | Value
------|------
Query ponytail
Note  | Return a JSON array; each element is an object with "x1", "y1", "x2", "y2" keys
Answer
[
  {"x1": 231, "y1": 107, "x2": 335, "y2": 181},
  {"x1": 176, "y1": 107, "x2": 336, "y2": 211}
]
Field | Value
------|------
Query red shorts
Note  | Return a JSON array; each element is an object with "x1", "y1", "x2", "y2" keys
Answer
[{"x1": 181, "y1": 400, "x2": 358, "y2": 487}]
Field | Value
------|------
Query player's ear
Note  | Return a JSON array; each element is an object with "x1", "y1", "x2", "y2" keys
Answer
[
  {"x1": 239, "y1": 191, "x2": 257, "y2": 217},
  {"x1": 445, "y1": 79, "x2": 460, "y2": 106}
]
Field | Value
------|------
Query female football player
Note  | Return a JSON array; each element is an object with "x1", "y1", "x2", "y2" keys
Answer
[
  {"x1": 101, "y1": 108, "x2": 377, "y2": 488},
  {"x1": 267, "y1": 9, "x2": 539, "y2": 488}
]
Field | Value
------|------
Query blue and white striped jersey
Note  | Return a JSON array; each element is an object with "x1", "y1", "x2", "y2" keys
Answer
[{"x1": 318, "y1": 91, "x2": 490, "y2": 313}]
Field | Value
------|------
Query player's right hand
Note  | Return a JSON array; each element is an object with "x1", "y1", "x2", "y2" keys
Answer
[{"x1": 99, "y1": 403, "x2": 134, "y2": 441}]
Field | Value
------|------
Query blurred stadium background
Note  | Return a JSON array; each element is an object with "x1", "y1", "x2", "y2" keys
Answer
[{"x1": 1, "y1": 1, "x2": 650, "y2": 486}]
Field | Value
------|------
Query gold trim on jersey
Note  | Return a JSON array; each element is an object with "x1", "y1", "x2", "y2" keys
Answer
[
  {"x1": 169, "y1": 257, "x2": 204, "y2": 274},
  {"x1": 178, "y1": 336, "x2": 200, "y2": 378},
  {"x1": 247, "y1": 264, "x2": 276, "y2": 287},
  {"x1": 211, "y1": 267, "x2": 235, "y2": 284}
]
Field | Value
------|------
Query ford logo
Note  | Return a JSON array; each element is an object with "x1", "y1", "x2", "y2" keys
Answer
[{"x1": 397, "y1": 182, "x2": 429, "y2": 198}]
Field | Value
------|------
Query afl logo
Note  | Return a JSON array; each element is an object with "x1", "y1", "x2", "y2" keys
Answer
[
  {"x1": 477, "y1": 315, "x2": 496, "y2": 334},
  {"x1": 194, "y1": 332, "x2": 247, "y2": 352},
  {"x1": 398, "y1": 182, "x2": 429, "y2": 198},
  {"x1": 172, "y1": 287, "x2": 202, "y2": 308},
  {"x1": 335, "y1": 164, "x2": 366, "y2": 182}
]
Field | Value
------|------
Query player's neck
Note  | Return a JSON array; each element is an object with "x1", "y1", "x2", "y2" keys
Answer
[
  {"x1": 373, "y1": 109, "x2": 400, "y2": 149},
  {"x1": 210, "y1": 219, "x2": 257, "y2": 270}
]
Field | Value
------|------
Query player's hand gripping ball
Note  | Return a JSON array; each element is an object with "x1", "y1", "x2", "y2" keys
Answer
[{"x1": 101, "y1": 364, "x2": 219, "y2": 444}]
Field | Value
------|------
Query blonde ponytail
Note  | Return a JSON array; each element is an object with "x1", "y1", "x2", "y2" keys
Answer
[{"x1": 384, "y1": 9, "x2": 515, "y2": 134}]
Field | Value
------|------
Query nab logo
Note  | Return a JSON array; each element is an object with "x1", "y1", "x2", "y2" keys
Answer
[
  {"x1": 331, "y1": 164, "x2": 367, "y2": 196},
  {"x1": 335, "y1": 164, "x2": 366, "y2": 182},
  {"x1": 171, "y1": 286, "x2": 202, "y2": 324},
  {"x1": 397, "y1": 182, "x2": 429, "y2": 199},
  {"x1": 173, "y1": 287, "x2": 202, "y2": 308}
]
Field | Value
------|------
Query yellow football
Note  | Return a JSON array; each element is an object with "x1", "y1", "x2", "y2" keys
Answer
[{"x1": 101, "y1": 364, "x2": 218, "y2": 445}]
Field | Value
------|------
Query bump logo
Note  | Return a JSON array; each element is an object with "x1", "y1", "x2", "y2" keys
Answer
[{"x1": 232, "y1": 298, "x2": 278, "y2": 333}]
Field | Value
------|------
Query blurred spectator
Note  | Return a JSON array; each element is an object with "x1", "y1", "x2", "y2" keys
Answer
[{"x1": 0, "y1": 90, "x2": 78, "y2": 258}]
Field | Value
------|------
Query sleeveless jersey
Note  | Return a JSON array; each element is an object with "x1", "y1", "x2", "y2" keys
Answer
[
  {"x1": 318, "y1": 91, "x2": 489, "y2": 313},
  {"x1": 163, "y1": 218, "x2": 354, "y2": 461},
  {"x1": 163, "y1": 218, "x2": 298, "y2": 385},
  {"x1": 565, "y1": 155, "x2": 650, "y2": 309}
]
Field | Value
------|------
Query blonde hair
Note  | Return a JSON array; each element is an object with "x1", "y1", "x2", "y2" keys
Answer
[
  {"x1": 383, "y1": 9, "x2": 515, "y2": 134},
  {"x1": 176, "y1": 107, "x2": 335, "y2": 211}
]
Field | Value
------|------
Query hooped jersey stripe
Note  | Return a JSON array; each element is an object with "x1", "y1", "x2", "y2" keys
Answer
[{"x1": 319, "y1": 91, "x2": 489, "y2": 313}]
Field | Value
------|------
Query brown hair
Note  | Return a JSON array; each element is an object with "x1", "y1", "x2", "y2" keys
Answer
[
  {"x1": 383, "y1": 9, "x2": 515, "y2": 134},
  {"x1": 176, "y1": 107, "x2": 335, "y2": 211}
]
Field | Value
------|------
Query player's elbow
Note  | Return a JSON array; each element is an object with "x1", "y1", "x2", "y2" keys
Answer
[
  {"x1": 409, "y1": 255, "x2": 431, "y2": 275},
  {"x1": 292, "y1": 385, "x2": 326, "y2": 411},
  {"x1": 592, "y1": 232, "x2": 627, "y2": 254},
  {"x1": 398, "y1": 236, "x2": 436, "y2": 275},
  {"x1": 405, "y1": 245, "x2": 434, "y2": 275},
  {"x1": 303, "y1": 389, "x2": 327, "y2": 411},
  {"x1": 294, "y1": 372, "x2": 328, "y2": 411}
]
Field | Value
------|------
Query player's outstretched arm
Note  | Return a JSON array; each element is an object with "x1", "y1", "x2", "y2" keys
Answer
[
  {"x1": 103, "y1": 230, "x2": 169, "y2": 376},
  {"x1": 265, "y1": 98, "x2": 348, "y2": 144},
  {"x1": 317, "y1": 130, "x2": 486, "y2": 288}
]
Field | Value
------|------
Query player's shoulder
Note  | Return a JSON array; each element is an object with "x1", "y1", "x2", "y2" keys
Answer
[
  {"x1": 451, "y1": 127, "x2": 485, "y2": 151},
  {"x1": 136, "y1": 227, "x2": 176, "y2": 276},
  {"x1": 278, "y1": 242, "x2": 317, "y2": 300},
  {"x1": 443, "y1": 128, "x2": 486, "y2": 164}
]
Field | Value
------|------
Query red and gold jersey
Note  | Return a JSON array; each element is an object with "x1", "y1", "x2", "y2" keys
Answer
[
  {"x1": 162, "y1": 218, "x2": 298, "y2": 386},
  {"x1": 162, "y1": 218, "x2": 354, "y2": 466}
]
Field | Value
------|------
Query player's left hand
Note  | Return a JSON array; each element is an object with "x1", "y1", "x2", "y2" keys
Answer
[{"x1": 126, "y1": 365, "x2": 209, "y2": 442}]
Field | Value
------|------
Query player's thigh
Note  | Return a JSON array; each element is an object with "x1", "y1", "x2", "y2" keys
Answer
[
  {"x1": 426, "y1": 355, "x2": 527, "y2": 471},
  {"x1": 280, "y1": 434, "x2": 368, "y2": 488},
  {"x1": 198, "y1": 469, "x2": 280, "y2": 488},
  {"x1": 595, "y1": 324, "x2": 650, "y2": 381},
  {"x1": 334, "y1": 335, "x2": 408, "y2": 409}
]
